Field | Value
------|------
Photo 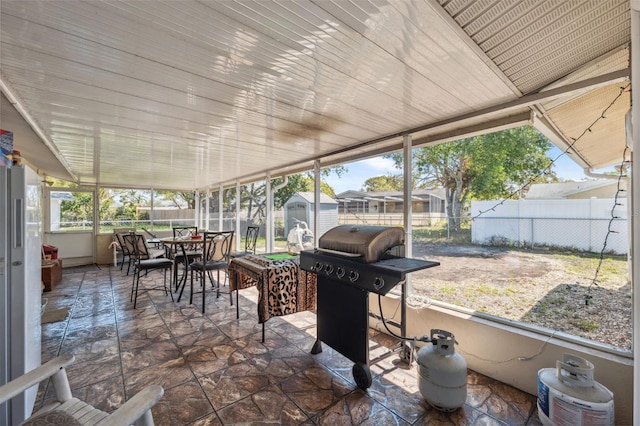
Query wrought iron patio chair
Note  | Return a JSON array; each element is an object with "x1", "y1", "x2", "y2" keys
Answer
[
  {"x1": 113, "y1": 227, "x2": 136, "y2": 274},
  {"x1": 230, "y1": 225, "x2": 259, "y2": 258},
  {"x1": 179, "y1": 230, "x2": 234, "y2": 313},
  {"x1": 123, "y1": 232, "x2": 174, "y2": 308}
]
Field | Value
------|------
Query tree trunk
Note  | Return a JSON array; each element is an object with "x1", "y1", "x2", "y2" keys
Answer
[
  {"x1": 445, "y1": 189, "x2": 456, "y2": 231},
  {"x1": 450, "y1": 173, "x2": 465, "y2": 231}
]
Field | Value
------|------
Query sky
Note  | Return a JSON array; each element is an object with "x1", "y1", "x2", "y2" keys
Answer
[{"x1": 322, "y1": 146, "x2": 596, "y2": 195}]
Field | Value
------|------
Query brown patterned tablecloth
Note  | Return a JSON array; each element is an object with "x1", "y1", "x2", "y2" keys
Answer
[{"x1": 229, "y1": 254, "x2": 316, "y2": 323}]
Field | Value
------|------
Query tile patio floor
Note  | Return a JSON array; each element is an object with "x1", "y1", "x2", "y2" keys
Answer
[{"x1": 36, "y1": 265, "x2": 542, "y2": 425}]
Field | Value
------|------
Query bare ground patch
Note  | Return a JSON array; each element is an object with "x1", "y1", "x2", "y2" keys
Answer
[{"x1": 410, "y1": 242, "x2": 632, "y2": 352}]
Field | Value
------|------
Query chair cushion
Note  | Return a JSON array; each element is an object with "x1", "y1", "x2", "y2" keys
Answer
[
  {"x1": 21, "y1": 410, "x2": 83, "y2": 426},
  {"x1": 139, "y1": 258, "x2": 173, "y2": 269},
  {"x1": 147, "y1": 248, "x2": 166, "y2": 259},
  {"x1": 191, "y1": 260, "x2": 227, "y2": 271},
  {"x1": 175, "y1": 251, "x2": 200, "y2": 258},
  {"x1": 230, "y1": 251, "x2": 250, "y2": 258}
]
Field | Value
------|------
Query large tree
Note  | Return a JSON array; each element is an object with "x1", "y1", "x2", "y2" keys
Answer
[
  {"x1": 390, "y1": 126, "x2": 557, "y2": 231},
  {"x1": 270, "y1": 166, "x2": 345, "y2": 208},
  {"x1": 361, "y1": 175, "x2": 403, "y2": 191},
  {"x1": 156, "y1": 190, "x2": 195, "y2": 209}
]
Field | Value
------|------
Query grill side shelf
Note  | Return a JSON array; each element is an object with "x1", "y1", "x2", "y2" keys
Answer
[{"x1": 373, "y1": 257, "x2": 440, "y2": 276}]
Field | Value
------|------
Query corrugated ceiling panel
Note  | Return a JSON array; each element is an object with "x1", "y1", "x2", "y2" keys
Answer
[
  {"x1": 441, "y1": 0, "x2": 630, "y2": 94},
  {"x1": 464, "y1": 0, "x2": 545, "y2": 40},
  {"x1": 476, "y1": 1, "x2": 578, "y2": 56},
  {"x1": 544, "y1": 84, "x2": 630, "y2": 170},
  {"x1": 539, "y1": 47, "x2": 629, "y2": 110}
]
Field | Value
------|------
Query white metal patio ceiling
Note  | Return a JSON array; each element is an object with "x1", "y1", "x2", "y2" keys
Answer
[{"x1": 0, "y1": 0, "x2": 631, "y2": 190}]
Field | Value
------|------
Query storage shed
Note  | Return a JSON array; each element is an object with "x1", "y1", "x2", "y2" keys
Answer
[{"x1": 284, "y1": 192, "x2": 338, "y2": 238}]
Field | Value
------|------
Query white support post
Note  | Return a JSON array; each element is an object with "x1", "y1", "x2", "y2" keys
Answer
[
  {"x1": 94, "y1": 184, "x2": 100, "y2": 238},
  {"x1": 236, "y1": 182, "x2": 241, "y2": 252},
  {"x1": 205, "y1": 190, "x2": 210, "y2": 231},
  {"x1": 403, "y1": 134, "x2": 413, "y2": 292},
  {"x1": 630, "y1": 2, "x2": 639, "y2": 424},
  {"x1": 314, "y1": 160, "x2": 321, "y2": 247},
  {"x1": 218, "y1": 184, "x2": 223, "y2": 231},
  {"x1": 194, "y1": 191, "x2": 200, "y2": 228},
  {"x1": 149, "y1": 189, "x2": 154, "y2": 232},
  {"x1": 266, "y1": 174, "x2": 273, "y2": 253}
]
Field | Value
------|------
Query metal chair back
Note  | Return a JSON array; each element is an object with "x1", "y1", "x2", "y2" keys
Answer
[
  {"x1": 173, "y1": 226, "x2": 198, "y2": 238},
  {"x1": 122, "y1": 232, "x2": 147, "y2": 261},
  {"x1": 245, "y1": 226, "x2": 259, "y2": 254},
  {"x1": 202, "y1": 231, "x2": 235, "y2": 264}
]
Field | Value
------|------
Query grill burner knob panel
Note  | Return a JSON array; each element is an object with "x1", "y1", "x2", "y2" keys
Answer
[{"x1": 300, "y1": 249, "x2": 439, "y2": 296}]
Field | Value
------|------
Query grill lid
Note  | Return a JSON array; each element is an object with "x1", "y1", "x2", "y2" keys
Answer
[{"x1": 318, "y1": 225, "x2": 405, "y2": 263}]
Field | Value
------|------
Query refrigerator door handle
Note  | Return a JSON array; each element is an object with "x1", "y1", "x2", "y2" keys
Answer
[{"x1": 13, "y1": 198, "x2": 23, "y2": 249}]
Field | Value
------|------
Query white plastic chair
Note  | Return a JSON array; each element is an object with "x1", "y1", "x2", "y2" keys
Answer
[{"x1": 0, "y1": 354, "x2": 163, "y2": 425}]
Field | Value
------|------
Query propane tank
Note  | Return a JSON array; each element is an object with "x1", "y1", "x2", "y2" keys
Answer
[
  {"x1": 537, "y1": 354, "x2": 614, "y2": 426},
  {"x1": 417, "y1": 329, "x2": 467, "y2": 412}
]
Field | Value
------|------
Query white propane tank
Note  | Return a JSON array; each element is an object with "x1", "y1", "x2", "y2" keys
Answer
[
  {"x1": 537, "y1": 353, "x2": 614, "y2": 426},
  {"x1": 417, "y1": 329, "x2": 467, "y2": 411}
]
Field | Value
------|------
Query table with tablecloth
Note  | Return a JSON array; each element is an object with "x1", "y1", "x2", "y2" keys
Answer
[{"x1": 229, "y1": 254, "x2": 316, "y2": 339}]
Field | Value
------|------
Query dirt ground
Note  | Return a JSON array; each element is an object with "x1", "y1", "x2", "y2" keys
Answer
[{"x1": 408, "y1": 241, "x2": 632, "y2": 352}]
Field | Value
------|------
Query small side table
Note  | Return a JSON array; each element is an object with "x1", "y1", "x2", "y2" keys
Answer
[{"x1": 42, "y1": 259, "x2": 62, "y2": 292}]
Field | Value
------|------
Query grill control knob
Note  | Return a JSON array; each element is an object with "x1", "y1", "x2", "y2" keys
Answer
[
  {"x1": 325, "y1": 264, "x2": 334, "y2": 275},
  {"x1": 314, "y1": 262, "x2": 322, "y2": 271},
  {"x1": 373, "y1": 277, "x2": 385, "y2": 291},
  {"x1": 349, "y1": 270, "x2": 359, "y2": 282},
  {"x1": 336, "y1": 267, "x2": 345, "y2": 278}
]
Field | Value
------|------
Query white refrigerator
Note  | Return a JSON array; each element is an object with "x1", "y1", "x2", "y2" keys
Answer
[{"x1": 0, "y1": 164, "x2": 42, "y2": 424}]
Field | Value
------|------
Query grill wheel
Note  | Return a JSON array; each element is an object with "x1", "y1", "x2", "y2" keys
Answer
[{"x1": 353, "y1": 362, "x2": 372, "y2": 389}]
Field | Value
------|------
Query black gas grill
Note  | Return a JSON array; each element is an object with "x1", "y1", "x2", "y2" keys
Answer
[{"x1": 300, "y1": 225, "x2": 439, "y2": 389}]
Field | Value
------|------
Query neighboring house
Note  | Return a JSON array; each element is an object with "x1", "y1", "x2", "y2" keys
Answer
[
  {"x1": 335, "y1": 189, "x2": 446, "y2": 214},
  {"x1": 50, "y1": 191, "x2": 75, "y2": 231},
  {"x1": 526, "y1": 180, "x2": 627, "y2": 199}
]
